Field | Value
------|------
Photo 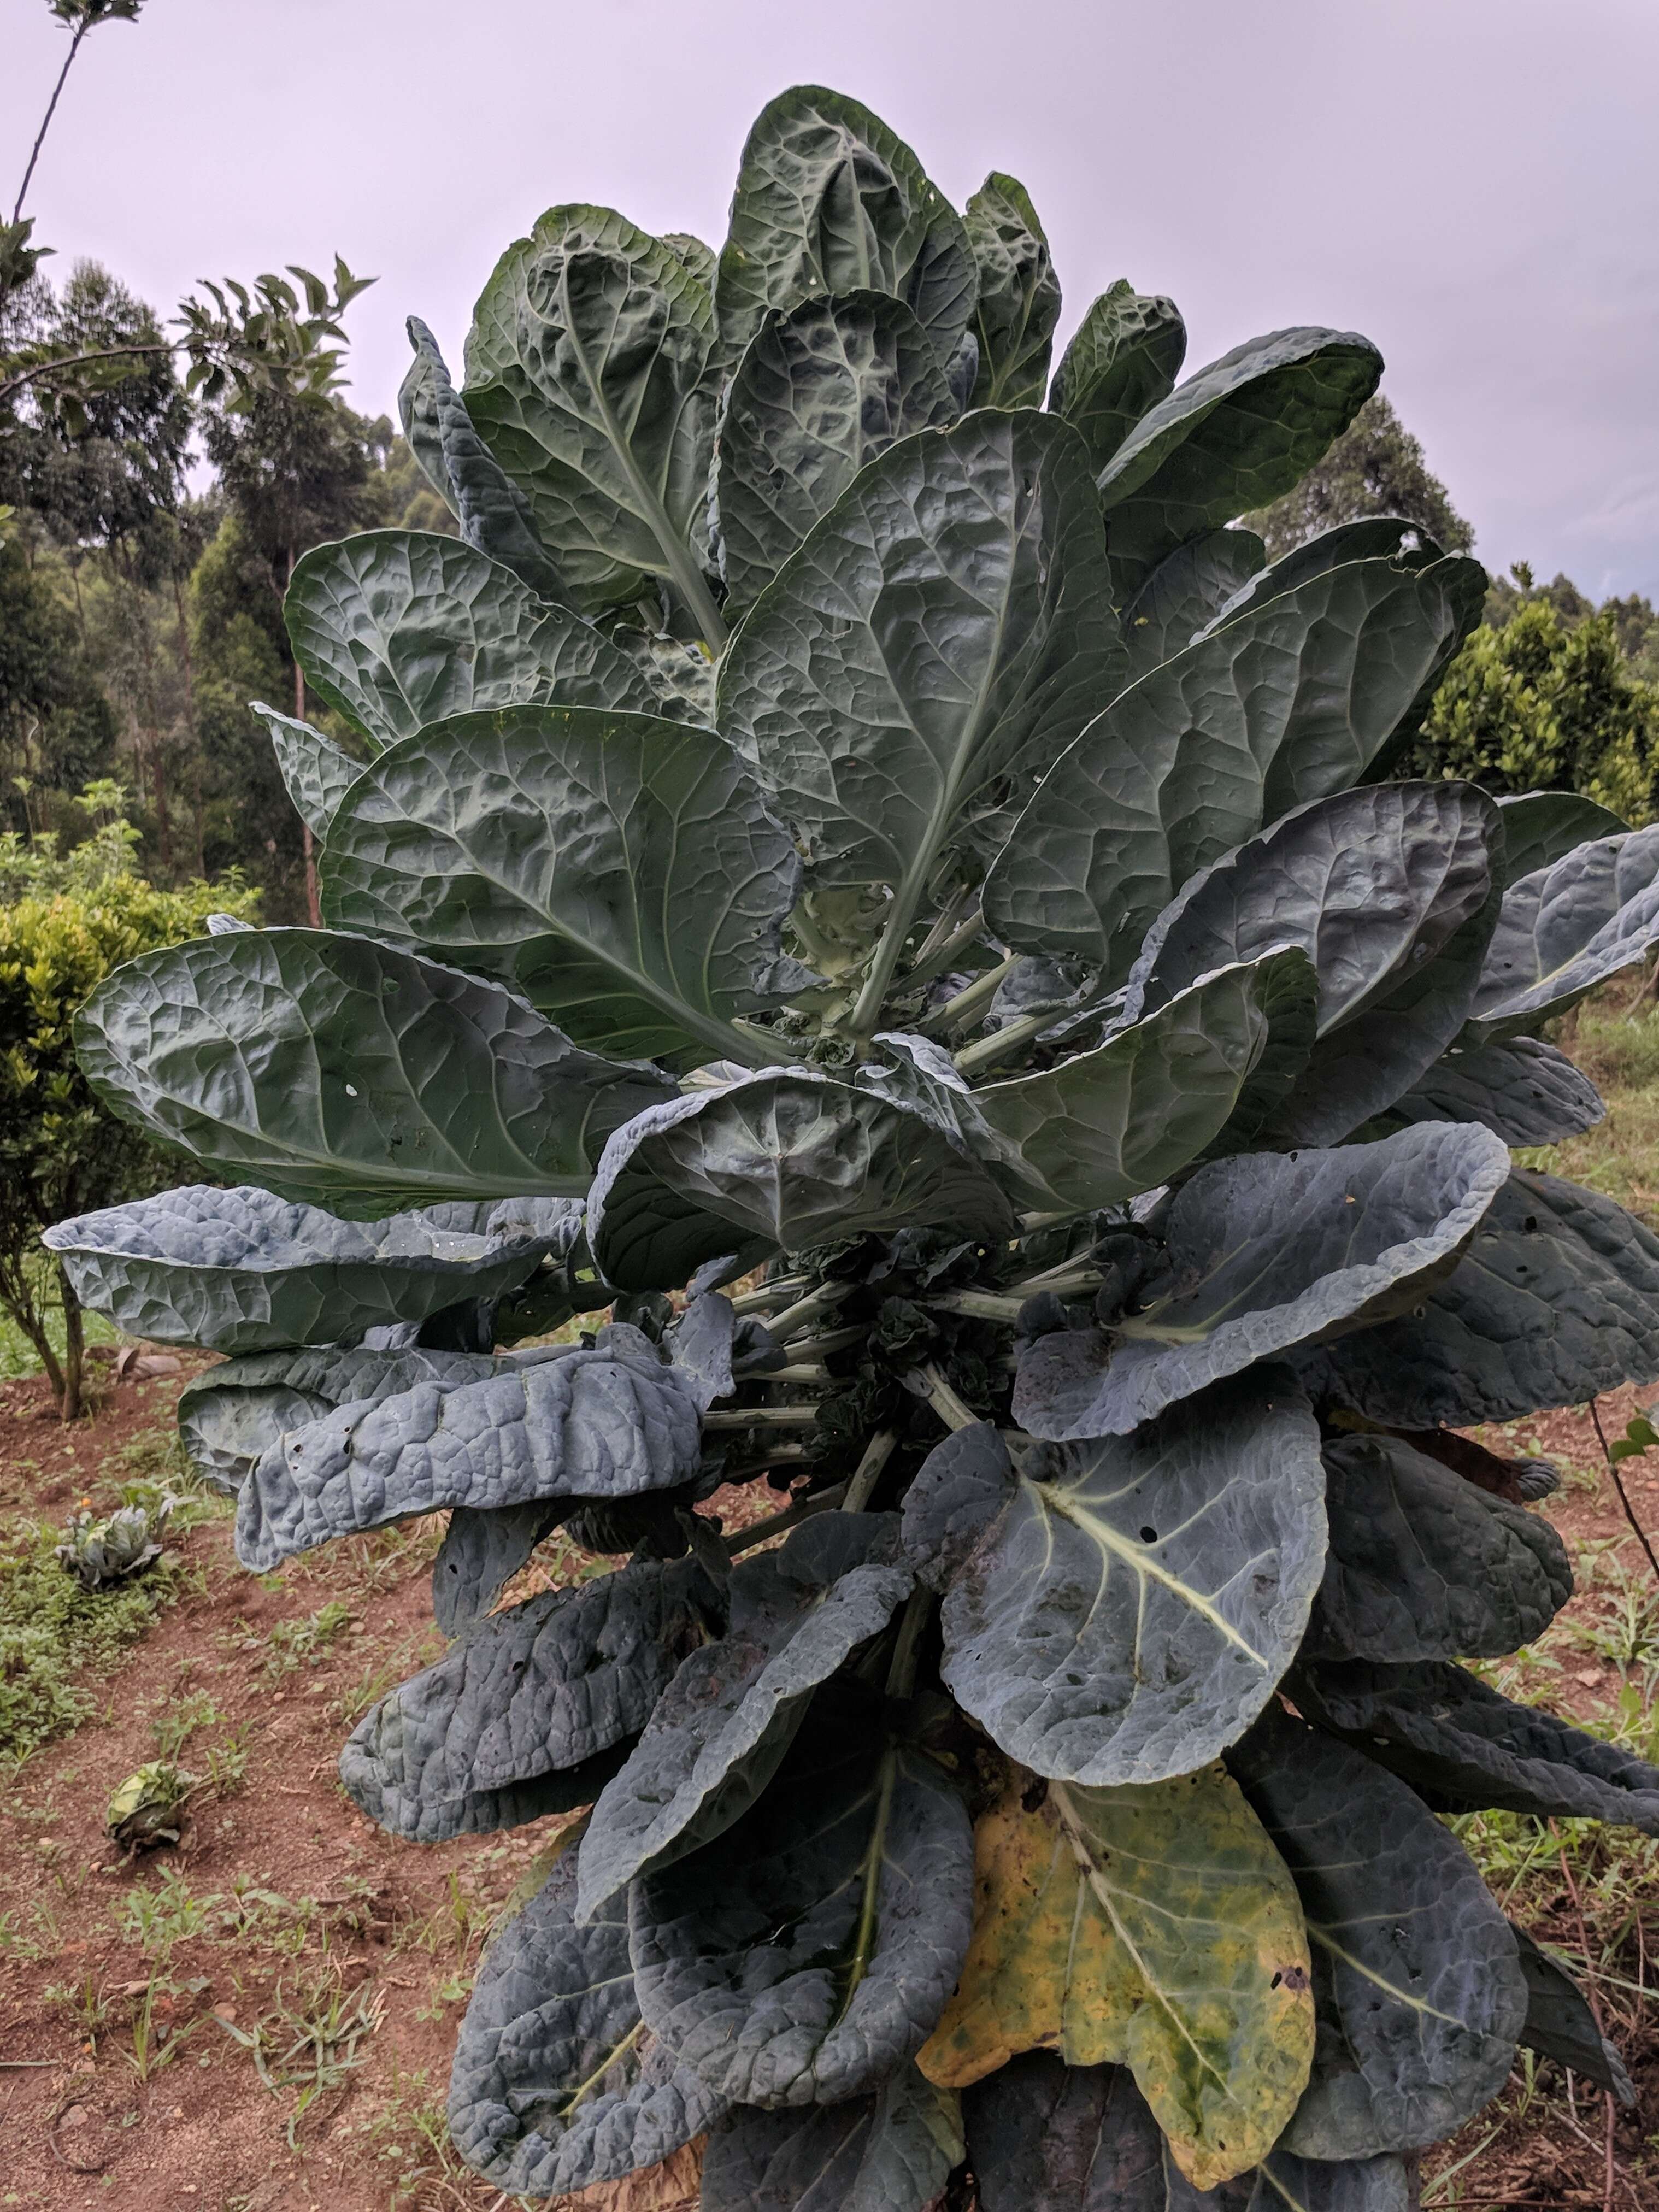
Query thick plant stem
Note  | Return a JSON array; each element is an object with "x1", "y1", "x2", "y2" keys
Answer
[
  {"x1": 907, "y1": 1364, "x2": 980, "y2": 1432},
  {"x1": 725, "y1": 1481, "x2": 848, "y2": 1556},
  {"x1": 842, "y1": 1429, "x2": 898, "y2": 1514},
  {"x1": 919, "y1": 954, "x2": 1019, "y2": 1038},
  {"x1": 885, "y1": 1587, "x2": 934, "y2": 1698},
  {"x1": 953, "y1": 1008, "x2": 1051, "y2": 1076},
  {"x1": 702, "y1": 1405, "x2": 820, "y2": 1430}
]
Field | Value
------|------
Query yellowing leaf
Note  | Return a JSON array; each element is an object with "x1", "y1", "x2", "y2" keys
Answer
[{"x1": 917, "y1": 1762, "x2": 1314, "y2": 2190}]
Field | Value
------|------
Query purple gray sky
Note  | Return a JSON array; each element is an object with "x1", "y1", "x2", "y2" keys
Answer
[{"x1": 7, "y1": 0, "x2": 1658, "y2": 599}]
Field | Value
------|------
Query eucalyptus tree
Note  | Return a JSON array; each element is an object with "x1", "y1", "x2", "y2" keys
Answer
[{"x1": 50, "y1": 85, "x2": 1659, "y2": 2212}]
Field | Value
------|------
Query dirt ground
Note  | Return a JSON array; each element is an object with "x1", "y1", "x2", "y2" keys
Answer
[{"x1": 1, "y1": 1362, "x2": 1656, "y2": 2210}]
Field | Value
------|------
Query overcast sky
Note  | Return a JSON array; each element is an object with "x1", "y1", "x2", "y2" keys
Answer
[{"x1": 7, "y1": 0, "x2": 1658, "y2": 600}]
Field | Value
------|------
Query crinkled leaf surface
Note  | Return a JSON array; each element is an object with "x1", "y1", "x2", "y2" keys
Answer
[
  {"x1": 1227, "y1": 1709, "x2": 1526, "y2": 2158},
  {"x1": 45, "y1": 1184, "x2": 551, "y2": 1355},
  {"x1": 1013, "y1": 1121, "x2": 1509, "y2": 1439},
  {"x1": 714, "y1": 86, "x2": 975, "y2": 370},
  {"x1": 1124, "y1": 783, "x2": 1502, "y2": 1144},
  {"x1": 699, "y1": 2067, "x2": 963, "y2": 2212},
  {"x1": 664, "y1": 1289, "x2": 738, "y2": 1410},
  {"x1": 285, "y1": 531, "x2": 662, "y2": 749},
  {"x1": 234, "y1": 1341, "x2": 704, "y2": 1569},
  {"x1": 964, "y1": 173, "x2": 1060, "y2": 409},
  {"x1": 985, "y1": 556, "x2": 1484, "y2": 981},
  {"x1": 713, "y1": 291, "x2": 957, "y2": 615},
  {"x1": 461, "y1": 204, "x2": 720, "y2": 616},
  {"x1": 1392, "y1": 1036, "x2": 1604, "y2": 1146},
  {"x1": 1293, "y1": 1660, "x2": 1659, "y2": 1833},
  {"x1": 587, "y1": 1073, "x2": 1015, "y2": 1295},
  {"x1": 630, "y1": 1704, "x2": 973, "y2": 2107},
  {"x1": 1495, "y1": 790, "x2": 1629, "y2": 886},
  {"x1": 1198, "y1": 519, "x2": 1442, "y2": 637},
  {"x1": 965, "y1": 2054, "x2": 1410, "y2": 2212},
  {"x1": 253, "y1": 703, "x2": 361, "y2": 843},
  {"x1": 973, "y1": 955, "x2": 1319, "y2": 1212},
  {"x1": 1511, "y1": 1926, "x2": 1636, "y2": 2104},
  {"x1": 72, "y1": 926, "x2": 670, "y2": 1214},
  {"x1": 448, "y1": 1834, "x2": 728, "y2": 2197},
  {"x1": 917, "y1": 1762, "x2": 1314, "y2": 2191},
  {"x1": 431, "y1": 1499, "x2": 571, "y2": 1638},
  {"x1": 1094, "y1": 328, "x2": 1382, "y2": 587},
  {"x1": 940, "y1": 1375, "x2": 1325, "y2": 1784},
  {"x1": 342, "y1": 1554, "x2": 721, "y2": 1840},
  {"x1": 1050, "y1": 281, "x2": 1186, "y2": 475},
  {"x1": 398, "y1": 315, "x2": 572, "y2": 604},
  {"x1": 1464, "y1": 823, "x2": 1659, "y2": 1042},
  {"x1": 1294, "y1": 1167, "x2": 1659, "y2": 1426},
  {"x1": 901, "y1": 1423, "x2": 1017, "y2": 1595},
  {"x1": 1309, "y1": 1433, "x2": 1570, "y2": 1663},
  {"x1": 576, "y1": 1514, "x2": 913, "y2": 1920},
  {"x1": 717, "y1": 410, "x2": 1125, "y2": 910},
  {"x1": 320, "y1": 705, "x2": 810, "y2": 1068},
  {"x1": 1119, "y1": 528, "x2": 1266, "y2": 685}
]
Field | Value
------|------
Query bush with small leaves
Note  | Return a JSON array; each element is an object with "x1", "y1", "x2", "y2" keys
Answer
[{"x1": 51, "y1": 85, "x2": 1659, "y2": 2211}]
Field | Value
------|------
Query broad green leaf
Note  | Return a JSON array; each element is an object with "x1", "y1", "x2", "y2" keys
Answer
[
  {"x1": 1125, "y1": 784, "x2": 1503, "y2": 1145},
  {"x1": 1391, "y1": 1035, "x2": 1604, "y2": 1146},
  {"x1": 1495, "y1": 789, "x2": 1629, "y2": 885},
  {"x1": 713, "y1": 291, "x2": 957, "y2": 614},
  {"x1": 448, "y1": 1834, "x2": 729, "y2": 2196},
  {"x1": 588, "y1": 1072, "x2": 1015, "y2": 1294},
  {"x1": 940, "y1": 1375, "x2": 1326, "y2": 1785},
  {"x1": 1228, "y1": 1710, "x2": 1527, "y2": 2161},
  {"x1": 234, "y1": 1337, "x2": 704, "y2": 1570},
  {"x1": 1295, "y1": 1167, "x2": 1659, "y2": 1426},
  {"x1": 576, "y1": 1515, "x2": 912, "y2": 1920},
  {"x1": 72, "y1": 926, "x2": 670, "y2": 1214},
  {"x1": 1119, "y1": 527, "x2": 1265, "y2": 684},
  {"x1": 715, "y1": 86, "x2": 975, "y2": 370},
  {"x1": 320, "y1": 706, "x2": 812, "y2": 1069},
  {"x1": 284, "y1": 530, "x2": 666, "y2": 750},
  {"x1": 916, "y1": 1763, "x2": 1314, "y2": 2191},
  {"x1": 901, "y1": 1423, "x2": 1017, "y2": 1593},
  {"x1": 1293, "y1": 1660, "x2": 1659, "y2": 1836},
  {"x1": 462, "y1": 204, "x2": 722, "y2": 627},
  {"x1": 1095, "y1": 327, "x2": 1382, "y2": 587},
  {"x1": 984, "y1": 556, "x2": 1485, "y2": 983},
  {"x1": 398, "y1": 315, "x2": 572, "y2": 604},
  {"x1": 44, "y1": 1185, "x2": 552, "y2": 1355},
  {"x1": 430, "y1": 1498, "x2": 570, "y2": 1637},
  {"x1": 341, "y1": 1554, "x2": 722, "y2": 1840},
  {"x1": 1014, "y1": 1121, "x2": 1509, "y2": 1440},
  {"x1": 1464, "y1": 822, "x2": 1659, "y2": 1042},
  {"x1": 1050, "y1": 281, "x2": 1186, "y2": 473},
  {"x1": 964, "y1": 174, "x2": 1060, "y2": 408},
  {"x1": 631, "y1": 1704, "x2": 974, "y2": 2106},
  {"x1": 1511, "y1": 1927, "x2": 1636, "y2": 2105},
  {"x1": 1197, "y1": 516, "x2": 1443, "y2": 637},
  {"x1": 1310, "y1": 1434, "x2": 1570, "y2": 1663},
  {"x1": 964, "y1": 2055, "x2": 1411, "y2": 2212},
  {"x1": 718, "y1": 411, "x2": 1125, "y2": 979},
  {"x1": 701, "y1": 2069, "x2": 963, "y2": 2212},
  {"x1": 252, "y1": 702, "x2": 361, "y2": 842}
]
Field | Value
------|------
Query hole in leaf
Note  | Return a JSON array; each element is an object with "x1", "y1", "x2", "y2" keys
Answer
[{"x1": 1139, "y1": 1526, "x2": 1157, "y2": 1544}]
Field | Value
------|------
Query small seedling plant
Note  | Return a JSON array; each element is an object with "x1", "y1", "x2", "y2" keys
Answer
[{"x1": 49, "y1": 84, "x2": 1659, "y2": 2212}]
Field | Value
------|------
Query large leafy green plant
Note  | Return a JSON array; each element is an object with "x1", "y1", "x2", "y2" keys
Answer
[{"x1": 49, "y1": 86, "x2": 1659, "y2": 2210}]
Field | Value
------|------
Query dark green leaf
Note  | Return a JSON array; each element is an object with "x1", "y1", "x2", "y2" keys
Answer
[
  {"x1": 284, "y1": 531, "x2": 664, "y2": 749},
  {"x1": 1228, "y1": 1709, "x2": 1526, "y2": 2160},
  {"x1": 1294, "y1": 1168, "x2": 1659, "y2": 1426},
  {"x1": 398, "y1": 315, "x2": 572, "y2": 604},
  {"x1": 341, "y1": 1555, "x2": 722, "y2": 1840},
  {"x1": 1310, "y1": 1433, "x2": 1570, "y2": 1662},
  {"x1": 701, "y1": 2068, "x2": 963, "y2": 2212},
  {"x1": 1095, "y1": 328, "x2": 1383, "y2": 588},
  {"x1": 1050, "y1": 281, "x2": 1186, "y2": 474},
  {"x1": 588, "y1": 1072, "x2": 1015, "y2": 1295},
  {"x1": 1013, "y1": 1122, "x2": 1509, "y2": 1439},
  {"x1": 1392, "y1": 1034, "x2": 1604, "y2": 1145},
  {"x1": 45, "y1": 1186, "x2": 555, "y2": 1355},
  {"x1": 252, "y1": 702, "x2": 361, "y2": 842},
  {"x1": 630, "y1": 1707, "x2": 974, "y2": 2105},
  {"x1": 901, "y1": 1423, "x2": 1016, "y2": 1594},
  {"x1": 234, "y1": 1340, "x2": 704, "y2": 1569},
  {"x1": 1119, "y1": 528, "x2": 1266, "y2": 685},
  {"x1": 1197, "y1": 517, "x2": 1444, "y2": 636},
  {"x1": 576, "y1": 1514, "x2": 912, "y2": 1920},
  {"x1": 430, "y1": 1500, "x2": 570, "y2": 1637},
  {"x1": 72, "y1": 927, "x2": 670, "y2": 1214},
  {"x1": 1511, "y1": 1925, "x2": 1636, "y2": 2104},
  {"x1": 941, "y1": 1375, "x2": 1325, "y2": 1784},
  {"x1": 985, "y1": 557, "x2": 1485, "y2": 983},
  {"x1": 447, "y1": 1837, "x2": 728, "y2": 2195},
  {"x1": 964, "y1": 174, "x2": 1060, "y2": 409},
  {"x1": 713, "y1": 291, "x2": 957, "y2": 615},
  {"x1": 1495, "y1": 791, "x2": 1629, "y2": 886},
  {"x1": 1464, "y1": 824, "x2": 1659, "y2": 1042},
  {"x1": 320, "y1": 707, "x2": 812, "y2": 1069},
  {"x1": 715, "y1": 87, "x2": 975, "y2": 370}
]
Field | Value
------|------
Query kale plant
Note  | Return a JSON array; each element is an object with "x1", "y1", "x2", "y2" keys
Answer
[{"x1": 47, "y1": 85, "x2": 1659, "y2": 2211}]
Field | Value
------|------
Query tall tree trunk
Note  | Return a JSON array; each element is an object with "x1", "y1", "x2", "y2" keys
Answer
[
  {"x1": 172, "y1": 572, "x2": 207, "y2": 876},
  {"x1": 289, "y1": 543, "x2": 320, "y2": 926}
]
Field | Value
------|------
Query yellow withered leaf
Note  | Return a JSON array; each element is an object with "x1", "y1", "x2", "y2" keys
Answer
[{"x1": 916, "y1": 1762, "x2": 1314, "y2": 2191}]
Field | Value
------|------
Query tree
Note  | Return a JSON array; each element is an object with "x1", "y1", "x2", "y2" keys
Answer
[
  {"x1": 1242, "y1": 391, "x2": 1474, "y2": 557},
  {"x1": 0, "y1": 532, "x2": 116, "y2": 838}
]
